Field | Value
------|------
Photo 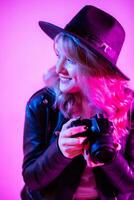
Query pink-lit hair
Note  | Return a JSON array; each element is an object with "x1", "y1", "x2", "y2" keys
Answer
[
  {"x1": 53, "y1": 33, "x2": 133, "y2": 139},
  {"x1": 80, "y1": 76, "x2": 132, "y2": 139},
  {"x1": 43, "y1": 66, "x2": 58, "y2": 87}
]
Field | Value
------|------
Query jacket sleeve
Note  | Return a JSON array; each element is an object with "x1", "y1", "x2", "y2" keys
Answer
[
  {"x1": 101, "y1": 115, "x2": 134, "y2": 193},
  {"x1": 22, "y1": 91, "x2": 71, "y2": 190}
]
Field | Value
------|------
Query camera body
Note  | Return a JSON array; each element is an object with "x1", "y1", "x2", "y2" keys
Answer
[{"x1": 71, "y1": 115, "x2": 117, "y2": 164}]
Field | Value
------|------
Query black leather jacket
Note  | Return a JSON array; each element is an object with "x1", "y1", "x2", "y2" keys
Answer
[{"x1": 21, "y1": 87, "x2": 134, "y2": 200}]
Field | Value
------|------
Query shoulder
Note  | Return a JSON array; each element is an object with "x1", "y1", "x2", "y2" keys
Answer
[{"x1": 26, "y1": 87, "x2": 56, "y2": 112}]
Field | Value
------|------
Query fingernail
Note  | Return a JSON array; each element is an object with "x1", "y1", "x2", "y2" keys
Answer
[
  {"x1": 84, "y1": 126, "x2": 88, "y2": 130},
  {"x1": 79, "y1": 137, "x2": 86, "y2": 144},
  {"x1": 76, "y1": 116, "x2": 81, "y2": 120}
]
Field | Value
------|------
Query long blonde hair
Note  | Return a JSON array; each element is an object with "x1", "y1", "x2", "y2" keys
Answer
[{"x1": 53, "y1": 32, "x2": 133, "y2": 139}]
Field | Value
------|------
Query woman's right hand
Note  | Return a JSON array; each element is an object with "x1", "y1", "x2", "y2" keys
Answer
[{"x1": 58, "y1": 118, "x2": 87, "y2": 159}]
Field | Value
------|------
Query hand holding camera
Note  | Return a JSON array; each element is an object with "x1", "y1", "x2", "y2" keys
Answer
[
  {"x1": 71, "y1": 114, "x2": 119, "y2": 164},
  {"x1": 58, "y1": 118, "x2": 87, "y2": 159}
]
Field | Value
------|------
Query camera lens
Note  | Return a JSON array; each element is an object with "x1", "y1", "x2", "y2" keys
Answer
[
  {"x1": 90, "y1": 135, "x2": 117, "y2": 163},
  {"x1": 91, "y1": 146, "x2": 117, "y2": 163}
]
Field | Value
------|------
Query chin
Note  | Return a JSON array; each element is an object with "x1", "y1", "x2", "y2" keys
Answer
[
  {"x1": 59, "y1": 85, "x2": 80, "y2": 94},
  {"x1": 59, "y1": 87, "x2": 71, "y2": 94}
]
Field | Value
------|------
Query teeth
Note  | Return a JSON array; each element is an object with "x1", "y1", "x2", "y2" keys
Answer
[{"x1": 60, "y1": 76, "x2": 71, "y2": 80}]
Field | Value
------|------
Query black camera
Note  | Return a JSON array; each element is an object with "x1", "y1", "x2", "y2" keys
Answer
[{"x1": 71, "y1": 114, "x2": 117, "y2": 164}]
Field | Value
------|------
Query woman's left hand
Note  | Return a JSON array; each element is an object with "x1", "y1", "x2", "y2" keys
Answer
[
  {"x1": 83, "y1": 143, "x2": 104, "y2": 167},
  {"x1": 83, "y1": 142, "x2": 121, "y2": 167}
]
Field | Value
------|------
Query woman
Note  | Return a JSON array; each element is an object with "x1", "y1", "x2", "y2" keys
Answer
[{"x1": 21, "y1": 5, "x2": 134, "y2": 200}]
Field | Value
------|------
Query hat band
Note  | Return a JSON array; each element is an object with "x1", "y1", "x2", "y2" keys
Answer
[{"x1": 84, "y1": 34, "x2": 116, "y2": 60}]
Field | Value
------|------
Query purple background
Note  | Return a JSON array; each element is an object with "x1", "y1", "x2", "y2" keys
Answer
[{"x1": 1, "y1": 0, "x2": 134, "y2": 199}]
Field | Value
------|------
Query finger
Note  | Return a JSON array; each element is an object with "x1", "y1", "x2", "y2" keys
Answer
[
  {"x1": 61, "y1": 137, "x2": 86, "y2": 146},
  {"x1": 65, "y1": 149, "x2": 83, "y2": 158},
  {"x1": 62, "y1": 117, "x2": 81, "y2": 130},
  {"x1": 62, "y1": 126, "x2": 87, "y2": 138},
  {"x1": 63, "y1": 145, "x2": 83, "y2": 152},
  {"x1": 96, "y1": 113, "x2": 104, "y2": 118},
  {"x1": 113, "y1": 143, "x2": 121, "y2": 151},
  {"x1": 83, "y1": 142, "x2": 90, "y2": 150},
  {"x1": 83, "y1": 151, "x2": 104, "y2": 167},
  {"x1": 70, "y1": 149, "x2": 83, "y2": 157},
  {"x1": 87, "y1": 161, "x2": 104, "y2": 167}
]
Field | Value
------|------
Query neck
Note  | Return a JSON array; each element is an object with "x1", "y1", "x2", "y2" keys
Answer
[
  {"x1": 81, "y1": 100, "x2": 97, "y2": 119},
  {"x1": 72, "y1": 95, "x2": 101, "y2": 119}
]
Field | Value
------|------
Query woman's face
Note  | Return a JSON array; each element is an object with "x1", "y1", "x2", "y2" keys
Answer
[{"x1": 54, "y1": 37, "x2": 83, "y2": 94}]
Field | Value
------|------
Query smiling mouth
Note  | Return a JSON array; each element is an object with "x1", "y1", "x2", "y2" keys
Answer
[{"x1": 59, "y1": 76, "x2": 72, "y2": 81}]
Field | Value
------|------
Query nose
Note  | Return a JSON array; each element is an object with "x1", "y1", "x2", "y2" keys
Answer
[{"x1": 56, "y1": 58, "x2": 67, "y2": 74}]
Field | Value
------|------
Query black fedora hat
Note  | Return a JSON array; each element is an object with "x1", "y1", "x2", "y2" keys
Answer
[{"x1": 39, "y1": 5, "x2": 129, "y2": 80}]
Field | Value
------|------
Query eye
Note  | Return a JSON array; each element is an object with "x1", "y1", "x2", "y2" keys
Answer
[
  {"x1": 56, "y1": 53, "x2": 59, "y2": 58},
  {"x1": 55, "y1": 50, "x2": 60, "y2": 58},
  {"x1": 66, "y1": 58, "x2": 76, "y2": 64}
]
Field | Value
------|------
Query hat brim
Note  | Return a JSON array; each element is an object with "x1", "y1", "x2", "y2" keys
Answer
[{"x1": 39, "y1": 21, "x2": 130, "y2": 80}]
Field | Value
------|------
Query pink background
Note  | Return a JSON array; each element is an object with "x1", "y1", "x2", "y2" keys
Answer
[{"x1": 1, "y1": 0, "x2": 134, "y2": 199}]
